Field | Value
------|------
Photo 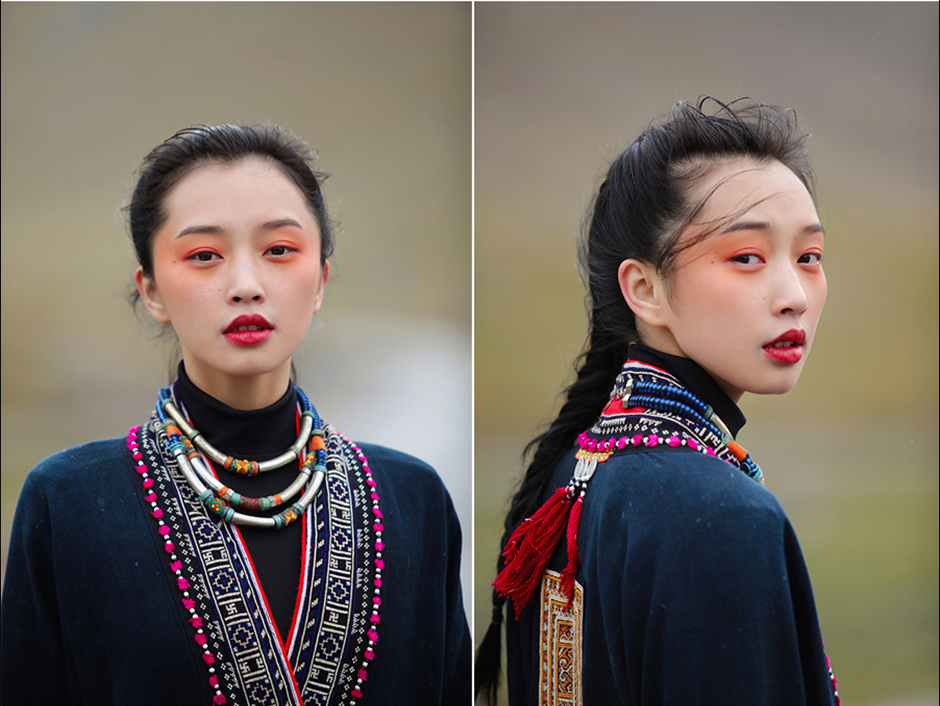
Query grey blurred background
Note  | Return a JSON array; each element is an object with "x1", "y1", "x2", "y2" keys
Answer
[
  {"x1": 1, "y1": 2, "x2": 471, "y2": 614},
  {"x1": 475, "y1": 3, "x2": 938, "y2": 705}
]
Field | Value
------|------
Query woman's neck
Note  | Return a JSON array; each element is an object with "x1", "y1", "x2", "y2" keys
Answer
[
  {"x1": 628, "y1": 344, "x2": 746, "y2": 438},
  {"x1": 180, "y1": 355, "x2": 292, "y2": 410},
  {"x1": 174, "y1": 363, "x2": 298, "y2": 457}
]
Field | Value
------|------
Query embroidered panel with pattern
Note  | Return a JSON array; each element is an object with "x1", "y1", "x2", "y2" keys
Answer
[
  {"x1": 138, "y1": 415, "x2": 380, "y2": 706},
  {"x1": 290, "y1": 427, "x2": 377, "y2": 705},
  {"x1": 539, "y1": 570, "x2": 583, "y2": 706},
  {"x1": 142, "y1": 415, "x2": 299, "y2": 705}
]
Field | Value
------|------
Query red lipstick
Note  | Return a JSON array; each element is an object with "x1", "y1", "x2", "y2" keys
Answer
[
  {"x1": 223, "y1": 314, "x2": 273, "y2": 345},
  {"x1": 762, "y1": 329, "x2": 806, "y2": 364}
]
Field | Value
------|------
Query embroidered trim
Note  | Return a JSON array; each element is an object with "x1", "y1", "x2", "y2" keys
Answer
[
  {"x1": 538, "y1": 570, "x2": 583, "y2": 706},
  {"x1": 127, "y1": 425, "x2": 227, "y2": 705},
  {"x1": 130, "y1": 416, "x2": 384, "y2": 706}
]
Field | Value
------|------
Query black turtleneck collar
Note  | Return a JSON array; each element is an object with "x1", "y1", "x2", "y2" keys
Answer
[
  {"x1": 628, "y1": 344, "x2": 746, "y2": 439},
  {"x1": 174, "y1": 363, "x2": 299, "y2": 459}
]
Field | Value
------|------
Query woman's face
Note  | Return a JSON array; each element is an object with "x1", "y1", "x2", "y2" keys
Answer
[
  {"x1": 136, "y1": 157, "x2": 327, "y2": 407},
  {"x1": 644, "y1": 158, "x2": 827, "y2": 402}
]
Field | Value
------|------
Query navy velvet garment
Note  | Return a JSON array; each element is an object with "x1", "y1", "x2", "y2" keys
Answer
[
  {"x1": 504, "y1": 347, "x2": 837, "y2": 706},
  {"x1": 2, "y1": 388, "x2": 471, "y2": 705}
]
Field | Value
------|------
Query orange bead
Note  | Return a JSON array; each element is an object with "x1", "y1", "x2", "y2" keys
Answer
[{"x1": 727, "y1": 441, "x2": 748, "y2": 461}]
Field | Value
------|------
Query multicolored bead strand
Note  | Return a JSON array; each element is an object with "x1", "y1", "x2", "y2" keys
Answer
[
  {"x1": 127, "y1": 425, "x2": 226, "y2": 705},
  {"x1": 160, "y1": 390, "x2": 316, "y2": 476},
  {"x1": 612, "y1": 372, "x2": 764, "y2": 483},
  {"x1": 155, "y1": 386, "x2": 328, "y2": 529}
]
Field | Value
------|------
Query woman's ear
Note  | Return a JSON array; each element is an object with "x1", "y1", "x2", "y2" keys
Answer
[
  {"x1": 134, "y1": 267, "x2": 171, "y2": 324},
  {"x1": 618, "y1": 259, "x2": 669, "y2": 328},
  {"x1": 312, "y1": 260, "x2": 329, "y2": 314}
]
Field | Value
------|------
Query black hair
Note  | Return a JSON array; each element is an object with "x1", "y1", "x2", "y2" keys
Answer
[
  {"x1": 128, "y1": 123, "x2": 333, "y2": 281},
  {"x1": 475, "y1": 97, "x2": 815, "y2": 703}
]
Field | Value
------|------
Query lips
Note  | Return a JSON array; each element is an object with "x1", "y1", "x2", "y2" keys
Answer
[
  {"x1": 223, "y1": 314, "x2": 273, "y2": 345},
  {"x1": 762, "y1": 329, "x2": 806, "y2": 364}
]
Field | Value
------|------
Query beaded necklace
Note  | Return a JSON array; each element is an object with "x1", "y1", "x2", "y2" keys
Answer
[
  {"x1": 495, "y1": 358, "x2": 764, "y2": 616},
  {"x1": 156, "y1": 384, "x2": 327, "y2": 529},
  {"x1": 583, "y1": 364, "x2": 764, "y2": 483}
]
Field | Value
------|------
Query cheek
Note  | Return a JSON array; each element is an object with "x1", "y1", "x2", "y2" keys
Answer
[
  {"x1": 284, "y1": 263, "x2": 325, "y2": 302},
  {"x1": 157, "y1": 269, "x2": 210, "y2": 310}
]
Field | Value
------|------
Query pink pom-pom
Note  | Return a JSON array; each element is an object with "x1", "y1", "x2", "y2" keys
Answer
[
  {"x1": 357, "y1": 668, "x2": 369, "y2": 681},
  {"x1": 152, "y1": 508, "x2": 164, "y2": 519},
  {"x1": 616, "y1": 437, "x2": 628, "y2": 449},
  {"x1": 195, "y1": 634, "x2": 207, "y2": 645},
  {"x1": 164, "y1": 541, "x2": 175, "y2": 553},
  {"x1": 370, "y1": 614, "x2": 380, "y2": 623},
  {"x1": 371, "y1": 492, "x2": 379, "y2": 501},
  {"x1": 170, "y1": 561, "x2": 182, "y2": 572},
  {"x1": 213, "y1": 695, "x2": 226, "y2": 705},
  {"x1": 376, "y1": 559, "x2": 385, "y2": 569},
  {"x1": 373, "y1": 523, "x2": 384, "y2": 532},
  {"x1": 372, "y1": 508, "x2": 383, "y2": 518},
  {"x1": 687, "y1": 439, "x2": 699, "y2": 451},
  {"x1": 190, "y1": 616, "x2": 203, "y2": 628},
  {"x1": 202, "y1": 652, "x2": 215, "y2": 665},
  {"x1": 159, "y1": 526, "x2": 170, "y2": 536},
  {"x1": 145, "y1": 493, "x2": 157, "y2": 502},
  {"x1": 668, "y1": 435, "x2": 682, "y2": 447},
  {"x1": 632, "y1": 434, "x2": 643, "y2": 446},
  {"x1": 364, "y1": 649, "x2": 375, "y2": 660},
  {"x1": 351, "y1": 688, "x2": 363, "y2": 699},
  {"x1": 178, "y1": 577, "x2": 190, "y2": 590},
  {"x1": 366, "y1": 478, "x2": 376, "y2": 487},
  {"x1": 373, "y1": 596, "x2": 381, "y2": 606},
  {"x1": 143, "y1": 478, "x2": 154, "y2": 488},
  {"x1": 374, "y1": 578, "x2": 382, "y2": 588},
  {"x1": 367, "y1": 629, "x2": 379, "y2": 642},
  {"x1": 208, "y1": 675, "x2": 219, "y2": 688},
  {"x1": 182, "y1": 598, "x2": 196, "y2": 610},
  {"x1": 132, "y1": 451, "x2": 143, "y2": 461},
  {"x1": 375, "y1": 541, "x2": 385, "y2": 551}
]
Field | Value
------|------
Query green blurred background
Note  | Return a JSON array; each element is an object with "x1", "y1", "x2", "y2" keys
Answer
[
  {"x1": 475, "y1": 3, "x2": 938, "y2": 705},
  {"x1": 1, "y1": 2, "x2": 471, "y2": 612}
]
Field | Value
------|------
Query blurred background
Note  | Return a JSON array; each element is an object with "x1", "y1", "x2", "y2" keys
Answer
[
  {"x1": 476, "y1": 3, "x2": 938, "y2": 705},
  {"x1": 1, "y1": 2, "x2": 471, "y2": 614}
]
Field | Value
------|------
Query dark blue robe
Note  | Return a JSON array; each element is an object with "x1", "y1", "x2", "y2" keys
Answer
[
  {"x1": 2, "y1": 436, "x2": 470, "y2": 705},
  {"x1": 505, "y1": 347, "x2": 837, "y2": 705}
]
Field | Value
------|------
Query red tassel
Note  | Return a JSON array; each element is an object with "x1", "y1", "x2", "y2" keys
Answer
[
  {"x1": 494, "y1": 487, "x2": 572, "y2": 618},
  {"x1": 559, "y1": 495, "x2": 584, "y2": 609}
]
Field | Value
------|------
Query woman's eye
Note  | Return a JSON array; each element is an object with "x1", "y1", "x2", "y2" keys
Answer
[
  {"x1": 266, "y1": 245, "x2": 295, "y2": 257},
  {"x1": 731, "y1": 253, "x2": 762, "y2": 265},
  {"x1": 799, "y1": 252, "x2": 823, "y2": 265},
  {"x1": 188, "y1": 251, "x2": 219, "y2": 262}
]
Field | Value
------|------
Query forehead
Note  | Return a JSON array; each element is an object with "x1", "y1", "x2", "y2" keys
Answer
[
  {"x1": 162, "y1": 157, "x2": 311, "y2": 219},
  {"x1": 688, "y1": 157, "x2": 816, "y2": 222}
]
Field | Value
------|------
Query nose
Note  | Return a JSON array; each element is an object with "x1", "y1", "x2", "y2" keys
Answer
[
  {"x1": 774, "y1": 262, "x2": 808, "y2": 316},
  {"x1": 227, "y1": 254, "x2": 265, "y2": 303}
]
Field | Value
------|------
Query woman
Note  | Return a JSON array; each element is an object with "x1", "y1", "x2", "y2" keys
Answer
[
  {"x1": 476, "y1": 99, "x2": 838, "y2": 705},
  {"x1": 1, "y1": 124, "x2": 471, "y2": 705}
]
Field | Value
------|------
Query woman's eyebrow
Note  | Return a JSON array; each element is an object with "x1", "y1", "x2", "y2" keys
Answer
[
  {"x1": 262, "y1": 218, "x2": 305, "y2": 231},
  {"x1": 720, "y1": 220, "x2": 825, "y2": 236},
  {"x1": 175, "y1": 224, "x2": 221, "y2": 239},
  {"x1": 174, "y1": 219, "x2": 305, "y2": 239}
]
